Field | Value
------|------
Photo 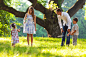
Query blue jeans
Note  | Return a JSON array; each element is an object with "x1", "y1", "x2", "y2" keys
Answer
[{"x1": 61, "y1": 25, "x2": 71, "y2": 45}]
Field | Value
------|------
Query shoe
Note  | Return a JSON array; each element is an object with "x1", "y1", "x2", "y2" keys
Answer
[
  {"x1": 61, "y1": 43, "x2": 64, "y2": 46},
  {"x1": 66, "y1": 44, "x2": 69, "y2": 46}
]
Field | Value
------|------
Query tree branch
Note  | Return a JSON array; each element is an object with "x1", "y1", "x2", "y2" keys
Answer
[
  {"x1": 36, "y1": 17, "x2": 47, "y2": 28},
  {"x1": 0, "y1": 1, "x2": 46, "y2": 28},
  {"x1": 28, "y1": 0, "x2": 52, "y2": 18},
  {"x1": 0, "y1": 3, "x2": 25, "y2": 17},
  {"x1": 67, "y1": 0, "x2": 85, "y2": 17},
  {"x1": 28, "y1": 0, "x2": 47, "y2": 14},
  {"x1": 28, "y1": 0, "x2": 37, "y2": 7},
  {"x1": 0, "y1": 0, "x2": 4, "y2": 4}
]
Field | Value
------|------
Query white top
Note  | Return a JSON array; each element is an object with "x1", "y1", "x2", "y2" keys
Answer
[
  {"x1": 72, "y1": 24, "x2": 79, "y2": 35},
  {"x1": 57, "y1": 12, "x2": 72, "y2": 29},
  {"x1": 27, "y1": 13, "x2": 33, "y2": 22}
]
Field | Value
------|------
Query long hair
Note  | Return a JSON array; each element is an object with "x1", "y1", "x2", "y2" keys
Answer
[{"x1": 26, "y1": 6, "x2": 34, "y2": 20}]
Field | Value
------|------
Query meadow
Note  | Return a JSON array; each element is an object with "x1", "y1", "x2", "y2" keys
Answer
[{"x1": 0, "y1": 37, "x2": 86, "y2": 57}]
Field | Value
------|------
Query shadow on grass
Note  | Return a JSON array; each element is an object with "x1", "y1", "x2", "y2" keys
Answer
[
  {"x1": 34, "y1": 38, "x2": 62, "y2": 43},
  {"x1": 0, "y1": 41, "x2": 64, "y2": 57}
]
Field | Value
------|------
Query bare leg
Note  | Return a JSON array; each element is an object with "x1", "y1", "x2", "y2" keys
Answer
[
  {"x1": 12, "y1": 43, "x2": 15, "y2": 47},
  {"x1": 31, "y1": 34, "x2": 33, "y2": 46},
  {"x1": 27, "y1": 34, "x2": 29, "y2": 45},
  {"x1": 12, "y1": 40, "x2": 15, "y2": 47}
]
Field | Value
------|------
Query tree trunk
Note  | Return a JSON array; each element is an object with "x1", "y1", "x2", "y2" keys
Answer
[
  {"x1": 43, "y1": 11, "x2": 61, "y2": 38},
  {"x1": 46, "y1": 23, "x2": 61, "y2": 38}
]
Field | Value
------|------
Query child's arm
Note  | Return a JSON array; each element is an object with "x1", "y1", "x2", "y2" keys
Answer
[
  {"x1": 11, "y1": 31, "x2": 12, "y2": 36},
  {"x1": 71, "y1": 30, "x2": 76, "y2": 35},
  {"x1": 71, "y1": 25, "x2": 77, "y2": 35},
  {"x1": 17, "y1": 28, "x2": 20, "y2": 32},
  {"x1": 67, "y1": 30, "x2": 76, "y2": 36},
  {"x1": 67, "y1": 32, "x2": 71, "y2": 36}
]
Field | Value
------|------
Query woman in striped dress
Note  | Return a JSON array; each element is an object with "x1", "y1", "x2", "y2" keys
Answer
[{"x1": 23, "y1": 6, "x2": 36, "y2": 46}]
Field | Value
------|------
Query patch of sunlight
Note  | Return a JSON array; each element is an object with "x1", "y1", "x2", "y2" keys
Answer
[
  {"x1": 18, "y1": 42, "x2": 27, "y2": 46},
  {"x1": 0, "y1": 38, "x2": 11, "y2": 41},
  {"x1": 41, "y1": 48, "x2": 86, "y2": 56},
  {"x1": 39, "y1": 14, "x2": 42, "y2": 15},
  {"x1": 13, "y1": 53, "x2": 19, "y2": 57}
]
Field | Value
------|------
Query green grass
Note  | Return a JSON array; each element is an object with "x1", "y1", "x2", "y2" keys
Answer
[{"x1": 0, "y1": 37, "x2": 86, "y2": 57}]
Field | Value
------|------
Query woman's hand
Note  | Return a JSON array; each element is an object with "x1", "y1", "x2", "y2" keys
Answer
[
  {"x1": 23, "y1": 19, "x2": 26, "y2": 24},
  {"x1": 34, "y1": 15, "x2": 36, "y2": 31},
  {"x1": 23, "y1": 13, "x2": 27, "y2": 24},
  {"x1": 23, "y1": 22, "x2": 25, "y2": 24}
]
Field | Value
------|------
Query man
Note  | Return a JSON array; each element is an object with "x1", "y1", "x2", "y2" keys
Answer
[{"x1": 56, "y1": 8, "x2": 72, "y2": 46}]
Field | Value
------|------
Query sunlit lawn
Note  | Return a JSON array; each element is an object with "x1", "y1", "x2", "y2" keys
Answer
[{"x1": 0, "y1": 37, "x2": 86, "y2": 57}]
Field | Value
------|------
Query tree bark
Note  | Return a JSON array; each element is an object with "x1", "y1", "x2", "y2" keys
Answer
[
  {"x1": 67, "y1": 0, "x2": 85, "y2": 17},
  {"x1": 28, "y1": 0, "x2": 37, "y2": 7}
]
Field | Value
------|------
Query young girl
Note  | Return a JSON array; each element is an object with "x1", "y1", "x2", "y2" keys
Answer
[
  {"x1": 67, "y1": 18, "x2": 79, "y2": 45},
  {"x1": 11, "y1": 23, "x2": 20, "y2": 47},
  {"x1": 23, "y1": 6, "x2": 36, "y2": 46}
]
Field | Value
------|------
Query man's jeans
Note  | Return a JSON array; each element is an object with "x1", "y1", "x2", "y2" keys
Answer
[{"x1": 61, "y1": 25, "x2": 71, "y2": 46}]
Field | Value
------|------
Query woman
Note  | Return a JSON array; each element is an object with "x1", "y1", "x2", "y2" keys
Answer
[{"x1": 23, "y1": 6, "x2": 36, "y2": 46}]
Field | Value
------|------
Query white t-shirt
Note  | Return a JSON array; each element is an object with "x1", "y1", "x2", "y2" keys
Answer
[{"x1": 72, "y1": 24, "x2": 79, "y2": 35}]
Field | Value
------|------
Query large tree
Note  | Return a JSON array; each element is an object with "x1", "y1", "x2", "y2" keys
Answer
[{"x1": 0, "y1": 0, "x2": 85, "y2": 37}]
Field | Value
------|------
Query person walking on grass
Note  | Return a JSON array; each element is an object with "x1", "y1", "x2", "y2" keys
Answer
[
  {"x1": 67, "y1": 18, "x2": 79, "y2": 46},
  {"x1": 56, "y1": 8, "x2": 72, "y2": 46},
  {"x1": 23, "y1": 6, "x2": 37, "y2": 46},
  {"x1": 11, "y1": 23, "x2": 20, "y2": 47}
]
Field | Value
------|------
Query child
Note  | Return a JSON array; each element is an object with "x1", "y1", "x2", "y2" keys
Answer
[
  {"x1": 11, "y1": 23, "x2": 20, "y2": 47},
  {"x1": 67, "y1": 18, "x2": 79, "y2": 45}
]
